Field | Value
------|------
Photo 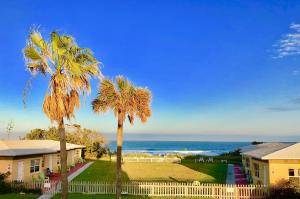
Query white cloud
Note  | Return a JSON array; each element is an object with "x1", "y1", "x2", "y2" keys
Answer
[{"x1": 274, "y1": 23, "x2": 300, "y2": 58}]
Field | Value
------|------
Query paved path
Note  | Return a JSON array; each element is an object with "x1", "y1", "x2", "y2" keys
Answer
[
  {"x1": 68, "y1": 162, "x2": 93, "y2": 181},
  {"x1": 234, "y1": 164, "x2": 247, "y2": 184},
  {"x1": 226, "y1": 164, "x2": 235, "y2": 184},
  {"x1": 38, "y1": 162, "x2": 94, "y2": 199}
]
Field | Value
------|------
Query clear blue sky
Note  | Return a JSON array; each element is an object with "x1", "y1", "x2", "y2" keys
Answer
[{"x1": 1, "y1": 0, "x2": 300, "y2": 141}]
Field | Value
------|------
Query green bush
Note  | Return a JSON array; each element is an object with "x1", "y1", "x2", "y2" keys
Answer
[
  {"x1": 0, "y1": 172, "x2": 42, "y2": 194},
  {"x1": 10, "y1": 182, "x2": 42, "y2": 195},
  {"x1": 0, "y1": 172, "x2": 11, "y2": 193}
]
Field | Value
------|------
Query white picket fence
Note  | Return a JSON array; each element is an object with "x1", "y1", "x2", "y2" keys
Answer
[{"x1": 38, "y1": 180, "x2": 268, "y2": 198}]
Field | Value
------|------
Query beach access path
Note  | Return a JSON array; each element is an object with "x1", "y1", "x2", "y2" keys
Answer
[
  {"x1": 226, "y1": 164, "x2": 235, "y2": 184},
  {"x1": 37, "y1": 162, "x2": 94, "y2": 199}
]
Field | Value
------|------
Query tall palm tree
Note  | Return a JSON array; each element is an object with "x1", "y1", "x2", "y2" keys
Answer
[
  {"x1": 92, "y1": 76, "x2": 151, "y2": 199},
  {"x1": 23, "y1": 30, "x2": 101, "y2": 199}
]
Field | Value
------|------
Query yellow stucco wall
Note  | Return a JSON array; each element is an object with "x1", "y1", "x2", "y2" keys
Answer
[
  {"x1": 243, "y1": 155, "x2": 300, "y2": 185},
  {"x1": 11, "y1": 155, "x2": 43, "y2": 182},
  {"x1": 242, "y1": 155, "x2": 269, "y2": 185},
  {"x1": 0, "y1": 148, "x2": 82, "y2": 182},
  {"x1": 269, "y1": 159, "x2": 300, "y2": 184},
  {"x1": 0, "y1": 157, "x2": 13, "y2": 181}
]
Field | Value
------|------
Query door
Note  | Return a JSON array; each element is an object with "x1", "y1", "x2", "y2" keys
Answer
[
  {"x1": 48, "y1": 155, "x2": 53, "y2": 171},
  {"x1": 17, "y1": 161, "x2": 24, "y2": 181}
]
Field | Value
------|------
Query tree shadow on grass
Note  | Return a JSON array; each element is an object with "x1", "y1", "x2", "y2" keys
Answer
[{"x1": 73, "y1": 160, "x2": 130, "y2": 182}]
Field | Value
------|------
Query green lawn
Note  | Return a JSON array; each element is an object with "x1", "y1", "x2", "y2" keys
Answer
[
  {"x1": 73, "y1": 160, "x2": 227, "y2": 183},
  {"x1": 0, "y1": 194, "x2": 39, "y2": 199},
  {"x1": 181, "y1": 160, "x2": 227, "y2": 184},
  {"x1": 74, "y1": 160, "x2": 130, "y2": 182},
  {"x1": 51, "y1": 193, "x2": 215, "y2": 199}
]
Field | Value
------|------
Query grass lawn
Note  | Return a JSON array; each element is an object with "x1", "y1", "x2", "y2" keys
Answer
[
  {"x1": 51, "y1": 193, "x2": 215, "y2": 199},
  {"x1": 73, "y1": 160, "x2": 227, "y2": 183},
  {"x1": 0, "y1": 193, "x2": 40, "y2": 199},
  {"x1": 122, "y1": 162, "x2": 214, "y2": 182},
  {"x1": 181, "y1": 160, "x2": 227, "y2": 184}
]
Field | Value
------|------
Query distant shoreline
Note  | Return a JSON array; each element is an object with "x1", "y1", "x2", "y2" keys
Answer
[{"x1": 108, "y1": 140, "x2": 249, "y2": 156}]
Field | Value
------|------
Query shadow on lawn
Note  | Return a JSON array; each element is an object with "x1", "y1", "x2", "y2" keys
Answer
[{"x1": 74, "y1": 160, "x2": 130, "y2": 182}]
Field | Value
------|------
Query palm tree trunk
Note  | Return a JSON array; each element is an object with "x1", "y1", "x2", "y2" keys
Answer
[
  {"x1": 116, "y1": 112, "x2": 124, "y2": 199},
  {"x1": 58, "y1": 118, "x2": 68, "y2": 199}
]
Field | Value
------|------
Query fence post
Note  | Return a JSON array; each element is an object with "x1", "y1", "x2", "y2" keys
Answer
[
  {"x1": 151, "y1": 183, "x2": 155, "y2": 196},
  {"x1": 185, "y1": 185, "x2": 188, "y2": 196},
  {"x1": 234, "y1": 185, "x2": 239, "y2": 199}
]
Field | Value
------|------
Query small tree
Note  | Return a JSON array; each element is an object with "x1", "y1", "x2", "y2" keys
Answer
[
  {"x1": 5, "y1": 120, "x2": 14, "y2": 140},
  {"x1": 92, "y1": 76, "x2": 152, "y2": 199}
]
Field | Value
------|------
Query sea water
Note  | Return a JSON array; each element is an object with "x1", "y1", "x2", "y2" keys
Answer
[{"x1": 108, "y1": 141, "x2": 249, "y2": 156}]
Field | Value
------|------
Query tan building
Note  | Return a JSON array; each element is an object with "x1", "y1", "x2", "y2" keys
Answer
[
  {"x1": 241, "y1": 142, "x2": 300, "y2": 186},
  {"x1": 0, "y1": 140, "x2": 85, "y2": 182}
]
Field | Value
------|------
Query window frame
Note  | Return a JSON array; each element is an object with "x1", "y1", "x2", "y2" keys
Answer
[
  {"x1": 254, "y1": 163, "x2": 259, "y2": 178},
  {"x1": 289, "y1": 169, "x2": 295, "y2": 177},
  {"x1": 288, "y1": 168, "x2": 300, "y2": 184},
  {"x1": 30, "y1": 159, "x2": 40, "y2": 173}
]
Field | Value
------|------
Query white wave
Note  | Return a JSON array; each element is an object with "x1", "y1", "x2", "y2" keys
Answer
[{"x1": 123, "y1": 149, "x2": 220, "y2": 156}]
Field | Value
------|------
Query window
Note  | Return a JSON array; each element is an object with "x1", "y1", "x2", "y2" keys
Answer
[
  {"x1": 246, "y1": 158, "x2": 250, "y2": 167},
  {"x1": 289, "y1": 169, "x2": 300, "y2": 185},
  {"x1": 254, "y1": 163, "x2": 259, "y2": 177},
  {"x1": 289, "y1": 169, "x2": 295, "y2": 177},
  {"x1": 30, "y1": 159, "x2": 40, "y2": 173}
]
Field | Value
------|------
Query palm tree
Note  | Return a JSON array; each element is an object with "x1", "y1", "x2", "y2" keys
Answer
[
  {"x1": 23, "y1": 30, "x2": 101, "y2": 199},
  {"x1": 92, "y1": 76, "x2": 151, "y2": 199}
]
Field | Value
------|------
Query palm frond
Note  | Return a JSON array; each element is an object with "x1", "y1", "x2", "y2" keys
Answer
[
  {"x1": 92, "y1": 76, "x2": 152, "y2": 125},
  {"x1": 25, "y1": 30, "x2": 101, "y2": 123},
  {"x1": 29, "y1": 30, "x2": 48, "y2": 53},
  {"x1": 23, "y1": 45, "x2": 42, "y2": 60},
  {"x1": 92, "y1": 98, "x2": 110, "y2": 113},
  {"x1": 135, "y1": 88, "x2": 152, "y2": 123},
  {"x1": 116, "y1": 76, "x2": 131, "y2": 96}
]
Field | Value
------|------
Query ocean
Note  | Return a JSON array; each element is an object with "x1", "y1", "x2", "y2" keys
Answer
[{"x1": 108, "y1": 141, "x2": 249, "y2": 156}]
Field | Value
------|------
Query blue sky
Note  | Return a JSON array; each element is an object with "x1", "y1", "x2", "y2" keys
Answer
[{"x1": 1, "y1": 0, "x2": 300, "y2": 141}]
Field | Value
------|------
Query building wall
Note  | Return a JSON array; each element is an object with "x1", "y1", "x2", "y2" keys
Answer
[
  {"x1": 11, "y1": 155, "x2": 43, "y2": 183},
  {"x1": 268, "y1": 159, "x2": 300, "y2": 184},
  {"x1": 0, "y1": 157, "x2": 14, "y2": 181},
  {"x1": 0, "y1": 148, "x2": 83, "y2": 183},
  {"x1": 251, "y1": 159, "x2": 269, "y2": 185},
  {"x1": 242, "y1": 155, "x2": 269, "y2": 185},
  {"x1": 243, "y1": 155, "x2": 300, "y2": 185}
]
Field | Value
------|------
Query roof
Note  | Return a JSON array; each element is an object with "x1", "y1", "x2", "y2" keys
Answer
[
  {"x1": 0, "y1": 140, "x2": 85, "y2": 157},
  {"x1": 241, "y1": 142, "x2": 294, "y2": 159},
  {"x1": 262, "y1": 142, "x2": 300, "y2": 160}
]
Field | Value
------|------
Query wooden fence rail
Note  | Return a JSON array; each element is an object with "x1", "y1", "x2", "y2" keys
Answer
[{"x1": 26, "y1": 181, "x2": 267, "y2": 198}]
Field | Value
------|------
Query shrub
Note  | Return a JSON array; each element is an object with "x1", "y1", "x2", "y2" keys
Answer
[
  {"x1": 0, "y1": 172, "x2": 42, "y2": 194},
  {"x1": 267, "y1": 179, "x2": 300, "y2": 199},
  {"x1": 77, "y1": 157, "x2": 85, "y2": 163},
  {"x1": 0, "y1": 172, "x2": 11, "y2": 193},
  {"x1": 10, "y1": 182, "x2": 42, "y2": 195}
]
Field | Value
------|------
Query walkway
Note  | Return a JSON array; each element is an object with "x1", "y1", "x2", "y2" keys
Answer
[
  {"x1": 234, "y1": 164, "x2": 247, "y2": 184},
  {"x1": 68, "y1": 162, "x2": 93, "y2": 181},
  {"x1": 226, "y1": 164, "x2": 235, "y2": 184},
  {"x1": 37, "y1": 162, "x2": 94, "y2": 199}
]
